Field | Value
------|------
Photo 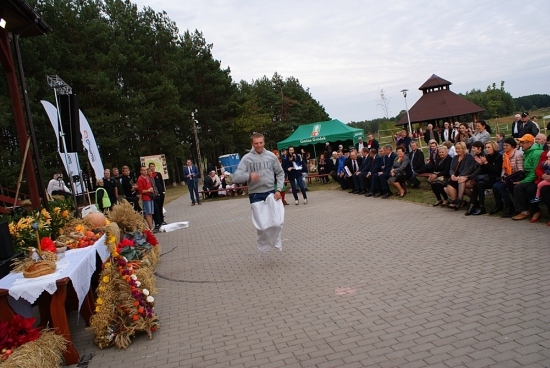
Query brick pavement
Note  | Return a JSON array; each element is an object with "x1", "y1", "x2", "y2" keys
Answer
[{"x1": 68, "y1": 189, "x2": 550, "y2": 367}]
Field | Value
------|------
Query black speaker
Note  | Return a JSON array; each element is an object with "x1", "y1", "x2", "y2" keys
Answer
[
  {"x1": 0, "y1": 221, "x2": 14, "y2": 260},
  {"x1": 58, "y1": 94, "x2": 82, "y2": 152}
]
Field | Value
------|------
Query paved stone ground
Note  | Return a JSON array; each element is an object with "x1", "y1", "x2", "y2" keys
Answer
[{"x1": 68, "y1": 189, "x2": 550, "y2": 367}]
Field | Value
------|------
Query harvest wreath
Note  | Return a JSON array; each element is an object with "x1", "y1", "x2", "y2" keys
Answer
[{"x1": 89, "y1": 205, "x2": 161, "y2": 349}]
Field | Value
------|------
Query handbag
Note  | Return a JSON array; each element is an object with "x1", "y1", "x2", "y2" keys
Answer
[
  {"x1": 503, "y1": 170, "x2": 525, "y2": 192},
  {"x1": 429, "y1": 175, "x2": 448, "y2": 186},
  {"x1": 474, "y1": 174, "x2": 490, "y2": 183}
]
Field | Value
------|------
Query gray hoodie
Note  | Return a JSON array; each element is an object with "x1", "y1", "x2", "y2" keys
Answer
[{"x1": 233, "y1": 148, "x2": 285, "y2": 194}]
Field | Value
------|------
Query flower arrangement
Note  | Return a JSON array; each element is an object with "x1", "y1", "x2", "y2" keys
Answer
[
  {"x1": 5, "y1": 198, "x2": 72, "y2": 253},
  {"x1": 7, "y1": 212, "x2": 51, "y2": 253},
  {"x1": 90, "y1": 224, "x2": 160, "y2": 349}
]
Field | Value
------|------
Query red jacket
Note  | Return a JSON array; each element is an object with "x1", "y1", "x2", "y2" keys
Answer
[{"x1": 137, "y1": 175, "x2": 153, "y2": 201}]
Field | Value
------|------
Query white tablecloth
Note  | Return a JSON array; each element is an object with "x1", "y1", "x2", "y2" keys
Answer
[{"x1": 0, "y1": 234, "x2": 109, "y2": 311}]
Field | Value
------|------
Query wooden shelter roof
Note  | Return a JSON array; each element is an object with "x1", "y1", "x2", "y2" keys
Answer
[
  {"x1": 397, "y1": 74, "x2": 484, "y2": 126},
  {"x1": 0, "y1": 0, "x2": 52, "y2": 38},
  {"x1": 418, "y1": 74, "x2": 452, "y2": 90}
]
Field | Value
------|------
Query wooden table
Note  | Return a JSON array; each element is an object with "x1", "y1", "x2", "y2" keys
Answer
[
  {"x1": 0, "y1": 278, "x2": 95, "y2": 365},
  {"x1": 0, "y1": 239, "x2": 109, "y2": 365}
]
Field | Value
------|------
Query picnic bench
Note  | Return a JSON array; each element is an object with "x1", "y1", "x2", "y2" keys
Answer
[
  {"x1": 199, "y1": 186, "x2": 248, "y2": 199},
  {"x1": 305, "y1": 173, "x2": 330, "y2": 184}
]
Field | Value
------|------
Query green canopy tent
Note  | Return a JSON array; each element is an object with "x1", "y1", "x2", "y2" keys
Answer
[{"x1": 276, "y1": 119, "x2": 365, "y2": 157}]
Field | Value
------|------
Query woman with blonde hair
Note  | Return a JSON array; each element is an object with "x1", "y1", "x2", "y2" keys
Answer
[
  {"x1": 429, "y1": 146, "x2": 453, "y2": 206},
  {"x1": 446, "y1": 141, "x2": 476, "y2": 210}
]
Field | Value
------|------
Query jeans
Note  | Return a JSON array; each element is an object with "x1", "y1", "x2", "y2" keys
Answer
[
  {"x1": 492, "y1": 181, "x2": 513, "y2": 209},
  {"x1": 289, "y1": 173, "x2": 307, "y2": 199},
  {"x1": 513, "y1": 182, "x2": 536, "y2": 213}
]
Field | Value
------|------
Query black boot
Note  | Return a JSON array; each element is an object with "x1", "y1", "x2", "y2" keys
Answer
[
  {"x1": 465, "y1": 205, "x2": 475, "y2": 216},
  {"x1": 489, "y1": 205, "x2": 503, "y2": 215},
  {"x1": 501, "y1": 207, "x2": 515, "y2": 218}
]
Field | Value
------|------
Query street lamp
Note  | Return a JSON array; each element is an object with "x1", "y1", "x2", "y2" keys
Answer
[{"x1": 400, "y1": 89, "x2": 413, "y2": 136}]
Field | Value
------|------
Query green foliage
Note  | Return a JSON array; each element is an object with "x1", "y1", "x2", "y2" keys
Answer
[
  {"x1": 461, "y1": 81, "x2": 515, "y2": 119},
  {"x1": 513, "y1": 94, "x2": 550, "y2": 112},
  {"x1": 234, "y1": 73, "x2": 329, "y2": 151},
  {"x1": 0, "y1": 0, "x2": 330, "y2": 189},
  {"x1": 349, "y1": 117, "x2": 395, "y2": 135}
]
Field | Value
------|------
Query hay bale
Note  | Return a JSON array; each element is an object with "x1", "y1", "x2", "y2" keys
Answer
[
  {"x1": 1, "y1": 330, "x2": 67, "y2": 368},
  {"x1": 107, "y1": 200, "x2": 147, "y2": 233}
]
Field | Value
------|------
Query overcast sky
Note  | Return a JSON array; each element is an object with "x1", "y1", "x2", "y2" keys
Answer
[{"x1": 132, "y1": 0, "x2": 550, "y2": 123}]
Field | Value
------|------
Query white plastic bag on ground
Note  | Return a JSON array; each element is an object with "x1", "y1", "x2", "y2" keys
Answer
[
  {"x1": 250, "y1": 194, "x2": 285, "y2": 253},
  {"x1": 159, "y1": 221, "x2": 189, "y2": 233}
]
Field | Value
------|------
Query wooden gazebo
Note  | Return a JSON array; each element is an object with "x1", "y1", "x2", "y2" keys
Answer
[
  {"x1": 0, "y1": 0, "x2": 52, "y2": 211},
  {"x1": 397, "y1": 74, "x2": 485, "y2": 128}
]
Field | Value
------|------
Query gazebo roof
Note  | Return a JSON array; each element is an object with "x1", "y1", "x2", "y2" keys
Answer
[
  {"x1": 397, "y1": 75, "x2": 484, "y2": 126},
  {"x1": 0, "y1": 0, "x2": 52, "y2": 37},
  {"x1": 418, "y1": 74, "x2": 452, "y2": 90}
]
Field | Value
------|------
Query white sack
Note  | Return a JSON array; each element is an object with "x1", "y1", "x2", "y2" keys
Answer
[{"x1": 250, "y1": 194, "x2": 285, "y2": 253}]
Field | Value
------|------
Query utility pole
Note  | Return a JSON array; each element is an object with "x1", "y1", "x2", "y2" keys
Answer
[{"x1": 191, "y1": 110, "x2": 202, "y2": 176}]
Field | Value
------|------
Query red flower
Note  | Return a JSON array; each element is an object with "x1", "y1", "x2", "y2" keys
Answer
[
  {"x1": 40, "y1": 237, "x2": 56, "y2": 253},
  {"x1": 0, "y1": 315, "x2": 42, "y2": 350},
  {"x1": 143, "y1": 230, "x2": 158, "y2": 246}
]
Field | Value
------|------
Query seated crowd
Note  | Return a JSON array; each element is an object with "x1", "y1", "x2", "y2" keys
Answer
[
  {"x1": 198, "y1": 168, "x2": 248, "y2": 199},
  {"x1": 321, "y1": 118, "x2": 550, "y2": 226}
]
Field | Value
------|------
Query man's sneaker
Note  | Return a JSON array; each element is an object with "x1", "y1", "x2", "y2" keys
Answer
[
  {"x1": 530, "y1": 196, "x2": 541, "y2": 203},
  {"x1": 295, "y1": 200, "x2": 299, "y2": 205},
  {"x1": 303, "y1": 198, "x2": 308, "y2": 204},
  {"x1": 153, "y1": 228, "x2": 159, "y2": 234}
]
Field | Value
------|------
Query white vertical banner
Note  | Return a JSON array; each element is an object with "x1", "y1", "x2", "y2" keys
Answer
[
  {"x1": 41, "y1": 100, "x2": 81, "y2": 180},
  {"x1": 79, "y1": 110, "x2": 104, "y2": 181},
  {"x1": 41, "y1": 100, "x2": 61, "y2": 150}
]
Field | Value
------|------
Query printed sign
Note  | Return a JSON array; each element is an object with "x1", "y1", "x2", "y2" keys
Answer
[{"x1": 140, "y1": 154, "x2": 169, "y2": 180}]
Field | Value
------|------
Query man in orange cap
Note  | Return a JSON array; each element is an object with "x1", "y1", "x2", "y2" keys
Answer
[{"x1": 512, "y1": 134, "x2": 544, "y2": 220}]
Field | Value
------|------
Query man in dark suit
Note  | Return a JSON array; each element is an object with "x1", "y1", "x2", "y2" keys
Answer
[
  {"x1": 366, "y1": 134, "x2": 379, "y2": 151},
  {"x1": 511, "y1": 114, "x2": 522, "y2": 139},
  {"x1": 357, "y1": 148, "x2": 377, "y2": 196},
  {"x1": 347, "y1": 150, "x2": 363, "y2": 193},
  {"x1": 183, "y1": 159, "x2": 201, "y2": 205},
  {"x1": 440, "y1": 122, "x2": 453, "y2": 143},
  {"x1": 423, "y1": 124, "x2": 440, "y2": 145},
  {"x1": 407, "y1": 141, "x2": 425, "y2": 188},
  {"x1": 202, "y1": 171, "x2": 220, "y2": 198},
  {"x1": 369, "y1": 145, "x2": 396, "y2": 198},
  {"x1": 364, "y1": 148, "x2": 385, "y2": 197}
]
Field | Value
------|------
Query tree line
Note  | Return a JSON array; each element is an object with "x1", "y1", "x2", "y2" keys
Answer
[{"x1": 0, "y1": 0, "x2": 328, "y2": 189}]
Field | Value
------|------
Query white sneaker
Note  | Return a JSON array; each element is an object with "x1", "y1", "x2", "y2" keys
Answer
[
  {"x1": 295, "y1": 200, "x2": 299, "y2": 205},
  {"x1": 303, "y1": 198, "x2": 308, "y2": 204}
]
